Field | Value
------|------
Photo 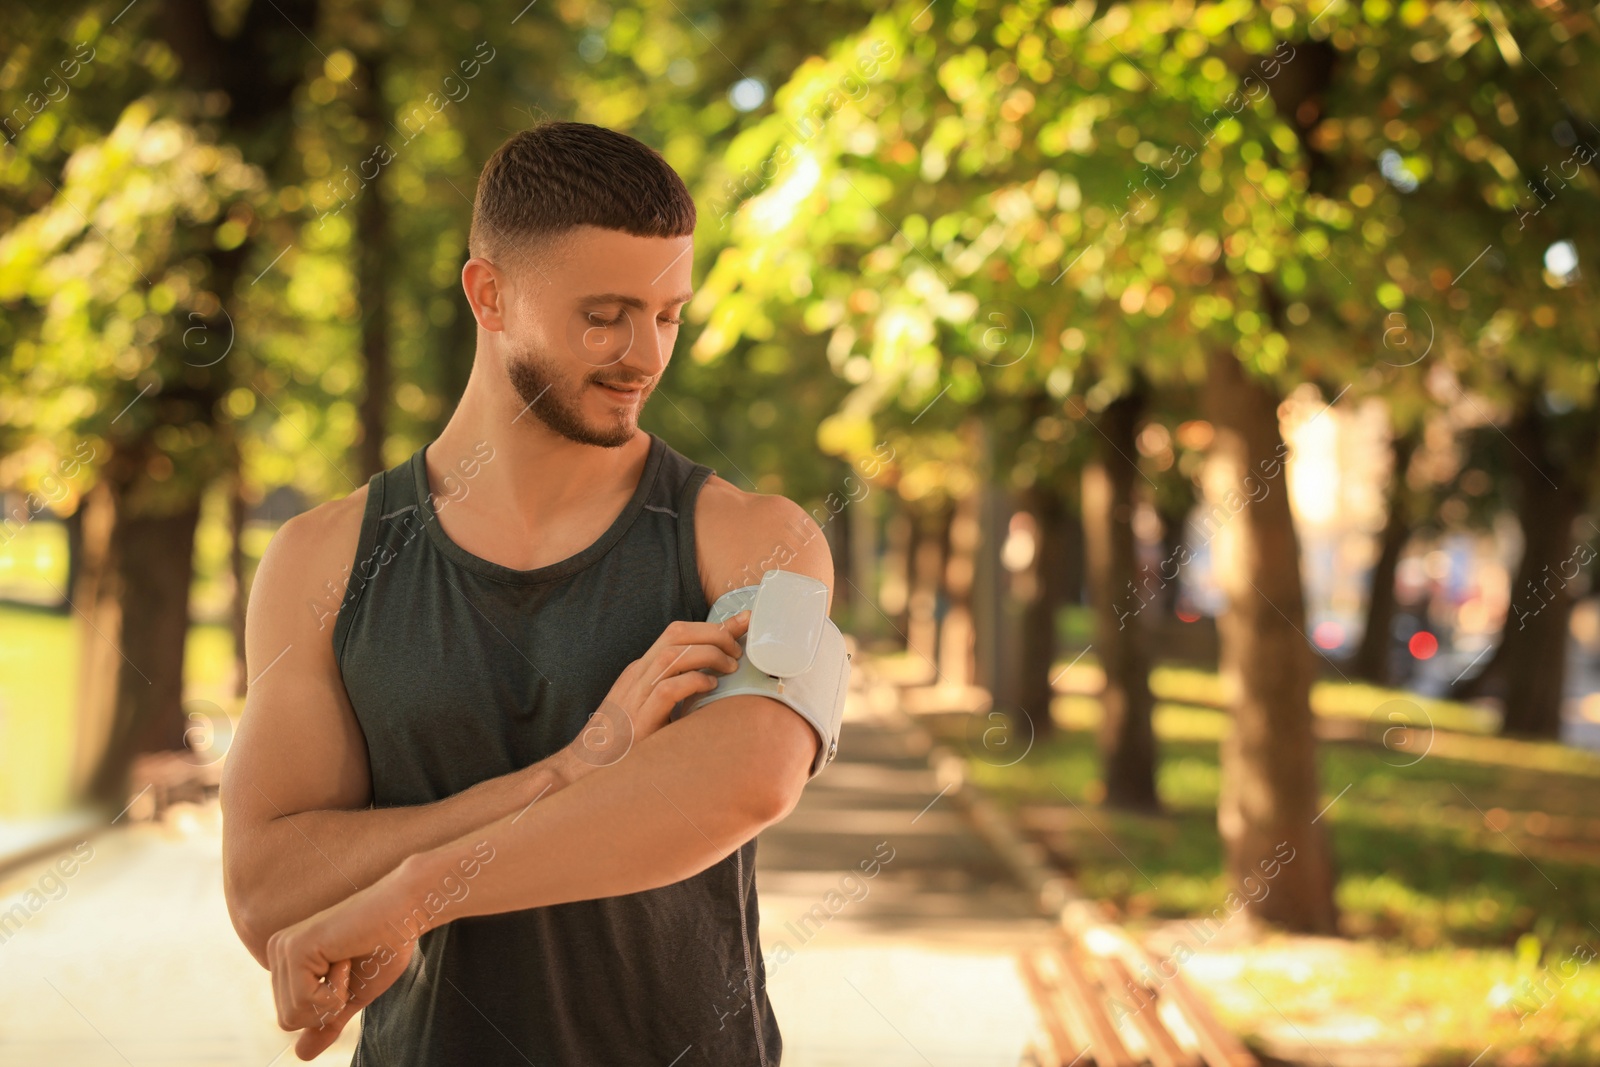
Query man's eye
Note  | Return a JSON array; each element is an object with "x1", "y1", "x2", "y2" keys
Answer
[{"x1": 587, "y1": 310, "x2": 681, "y2": 327}]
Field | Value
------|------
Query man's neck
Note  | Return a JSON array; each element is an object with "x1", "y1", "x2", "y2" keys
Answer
[{"x1": 426, "y1": 358, "x2": 651, "y2": 555}]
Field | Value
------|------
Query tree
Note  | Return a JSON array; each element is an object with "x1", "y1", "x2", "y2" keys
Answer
[
  {"x1": 692, "y1": 0, "x2": 1372, "y2": 929},
  {"x1": 3, "y1": 103, "x2": 262, "y2": 804},
  {"x1": 1304, "y1": 1, "x2": 1600, "y2": 738},
  {"x1": 1080, "y1": 381, "x2": 1159, "y2": 810},
  {"x1": 1, "y1": 0, "x2": 322, "y2": 806}
]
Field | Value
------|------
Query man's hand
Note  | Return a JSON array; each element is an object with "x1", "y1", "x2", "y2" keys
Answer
[
  {"x1": 573, "y1": 611, "x2": 750, "y2": 765},
  {"x1": 266, "y1": 862, "x2": 428, "y2": 1060}
]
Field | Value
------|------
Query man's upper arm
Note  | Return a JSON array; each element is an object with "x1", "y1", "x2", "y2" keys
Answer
[
  {"x1": 221, "y1": 494, "x2": 374, "y2": 890},
  {"x1": 692, "y1": 479, "x2": 837, "y2": 810}
]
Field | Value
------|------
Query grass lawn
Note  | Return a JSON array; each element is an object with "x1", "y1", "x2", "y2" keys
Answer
[
  {"x1": 931, "y1": 659, "x2": 1600, "y2": 1065},
  {"x1": 0, "y1": 604, "x2": 238, "y2": 817},
  {"x1": 0, "y1": 511, "x2": 254, "y2": 818}
]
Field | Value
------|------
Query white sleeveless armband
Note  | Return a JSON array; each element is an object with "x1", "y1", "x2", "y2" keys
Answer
[{"x1": 670, "y1": 569, "x2": 850, "y2": 778}]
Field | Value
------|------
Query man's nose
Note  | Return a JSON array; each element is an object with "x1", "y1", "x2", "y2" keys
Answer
[{"x1": 616, "y1": 319, "x2": 670, "y2": 379}]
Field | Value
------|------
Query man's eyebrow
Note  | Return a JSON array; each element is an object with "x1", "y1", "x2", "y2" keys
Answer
[{"x1": 579, "y1": 291, "x2": 694, "y2": 309}]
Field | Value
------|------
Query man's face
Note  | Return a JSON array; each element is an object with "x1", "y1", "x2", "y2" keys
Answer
[{"x1": 496, "y1": 226, "x2": 693, "y2": 448}]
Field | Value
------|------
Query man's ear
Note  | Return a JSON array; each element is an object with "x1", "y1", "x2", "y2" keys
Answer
[{"x1": 462, "y1": 258, "x2": 508, "y2": 332}]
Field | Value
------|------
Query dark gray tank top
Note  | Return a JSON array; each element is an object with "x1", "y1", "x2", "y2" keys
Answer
[{"x1": 332, "y1": 431, "x2": 779, "y2": 1066}]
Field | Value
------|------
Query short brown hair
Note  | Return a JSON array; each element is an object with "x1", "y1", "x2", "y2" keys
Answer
[{"x1": 468, "y1": 121, "x2": 697, "y2": 272}]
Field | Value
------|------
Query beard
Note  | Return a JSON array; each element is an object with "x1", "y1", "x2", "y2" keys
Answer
[{"x1": 506, "y1": 343, "x2": 652, "y2": 449}]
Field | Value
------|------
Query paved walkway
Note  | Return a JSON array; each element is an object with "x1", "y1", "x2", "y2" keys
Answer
[
  {"x1": 755, "y1": 683, "x2": 1055, "y2": 1066},
  {"x1": 0, "y1": 801, "x2": 323, "y2": 1067},
  {"x1": 0, "y1": 682, "x2": 1052, "y2": 1066}
]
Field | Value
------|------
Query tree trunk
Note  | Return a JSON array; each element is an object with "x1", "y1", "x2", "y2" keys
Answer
[
  {"x1": 1015, "y1": 477, "x2": 1072, "y2": 742},
  {"x1": 72, "y1": 473, "x2": 202, "y2": 809},
  {"x1": 1203, "y1": 347, "x2": 1338, "y2": 934},
  {"x1": 1351, "y1": 431, "x2": 1417, "y2": 685},
  {"x1": 63, "y1": 504, "x2": 84, "y2": 614},
  {"x1": 827, "y1": 474, "x2": 852, "y2": 614},
  {"x1": 848, "y1": 482, "x2": 878, "y2": 627},
  {"x1": 880, "y1": 501, "x2": 914, "y2": 640},
  {"x1": 1082, "y1": 387, "x2": 1159, "y2": 811},
  {"x1": 355, "y1": 52, "x2": 393, "y2": 480},
  {"x1": 939, "y1": 461, "x2": 981, "y2": 688},
  {"x1": 974, "y1": 478, "x2": 1011, "y2": 704},
  {"x1": 229, "y1": 458, "x2": 250, "y2": 699},
  {"x1": 65, "y1": 0, "x2": 324, "y2": 813},
  {"x1": 1060, "y1": 487, "x2": 1085, "y2": 613},
  {"x1": 1495, "y1": 407, "x2": 1597, "y2": 737},
  {"x1": 906, "y1": 505, "x2": 950, "y2": 679},
  {"x1": 71, "y1": 235, "x2": 243, "y2": 808}
]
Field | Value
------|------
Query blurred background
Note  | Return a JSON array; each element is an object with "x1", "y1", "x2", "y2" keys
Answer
[{"x1": 2, "y1": 0, "x2": 1598, "y2": 1063}]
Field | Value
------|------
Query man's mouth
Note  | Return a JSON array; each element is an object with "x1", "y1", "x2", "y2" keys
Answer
[{"x1": 594, "y1": 379, "x2": 646, "y2": 401}]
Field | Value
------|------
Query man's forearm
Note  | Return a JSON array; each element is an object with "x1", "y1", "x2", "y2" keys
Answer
[
  {"x1": 395, "y1": 697, "x2": 812, "y2": 921},
  {"x1": 227, "y1": 746, "x2": 590, "y2": 963}
]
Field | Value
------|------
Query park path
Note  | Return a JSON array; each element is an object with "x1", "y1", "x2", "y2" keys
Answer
[
  {"x1": 0, "y1": 673, "x2": 1053, "y2": 1067},
  {"x1": 754, "y1": 675, "x2": 1056, "y2": 1066},
  {"x1": 0, "y1": 799, "x2": 322, "y2": 1067}
]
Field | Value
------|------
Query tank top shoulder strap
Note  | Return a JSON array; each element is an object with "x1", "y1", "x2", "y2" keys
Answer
[
  {"x1": 644, "y1": 434, "x2": 716, "y2": 620},
  {"x1": 332, "y1": 451, "x2": 423, "y2": 664}
]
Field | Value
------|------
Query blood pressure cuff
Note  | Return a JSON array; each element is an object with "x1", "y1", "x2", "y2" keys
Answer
[{"x1": 670, "y1": 570, "x2": 850, "y2": 778}]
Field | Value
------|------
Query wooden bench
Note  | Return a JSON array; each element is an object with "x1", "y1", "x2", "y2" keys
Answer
[
  {"x1": 1019, "y1": 922, "x2": 1258, "y2": 1067},
  {"x1": 126, "y1": 751, "x2": 225, "y2": 821}
]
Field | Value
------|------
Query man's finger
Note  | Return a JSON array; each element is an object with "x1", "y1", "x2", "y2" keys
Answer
[
  {"x1": 295, "y1": 1001, "x2": 354, "y2": 1061},
  {"x1": 723, "y1": 610, "x2": 752, "y2": 639},
  {"x1": 329, "y1": 958, "x2": 351, "y2": 1001},
  {"x1": 308, "y1": 958, "x2": 350, "y2": 1021},
  {"x1": 672, "y1": 614, "x2": 750, "y2": 658},
  {"x1": 273, "y1": 949, "x2": 316, "y2": 1032},
  {"x1": 660, "y1": 670, "x2": 721, "y2": 704},
  {"x1": 283, "y1": 949, "x2": 342, "y2": 1033},
  {"x1": 651, "y1": 642, "x2": 740, "y2": 683},
  {"x1": 295, "y1": 942, "x2": 416, "y2": 1059}
]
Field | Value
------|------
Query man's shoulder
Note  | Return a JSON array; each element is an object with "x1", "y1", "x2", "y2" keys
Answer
[
  {"x1": 273, "y1": 485, "x2": 369, "y2": 557},
  {"x1": 254, "y1": 485, "x2": 371, "y2": 608},
  {"x1": 693, "y1": 474, "x2": 834, "y2": 609}
]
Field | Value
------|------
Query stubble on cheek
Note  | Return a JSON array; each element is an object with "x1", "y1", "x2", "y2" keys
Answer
[{"x1": 505, "y1": 343, "x2": 637, "y2": 448}]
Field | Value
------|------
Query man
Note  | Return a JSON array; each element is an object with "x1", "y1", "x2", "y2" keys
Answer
[{"x1": 222, "y1": 121, "x2": 839, "y2": 1065}]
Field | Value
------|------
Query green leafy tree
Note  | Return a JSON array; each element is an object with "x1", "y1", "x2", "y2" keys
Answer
[
  {"x1": 1303, "y1": 1, "x2": 1600, "y2": 736},
  {"x1": 1, "y1": 0, "x2": 323, "y2": 806},
  {"x1": 695, "y1": 0, "x2": 1347, "y2": 928}
]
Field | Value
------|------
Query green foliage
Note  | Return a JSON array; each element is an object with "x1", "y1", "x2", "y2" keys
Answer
[
  {"x1": 1, "y1": 81, "x2": 272, "y2": 507},
  {"x1": 5, "y1": 0, "x2": 1593, "y2": 516},
  {"x1": 700, "y1": 0, "x2": 1600, "y2": 477}
]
